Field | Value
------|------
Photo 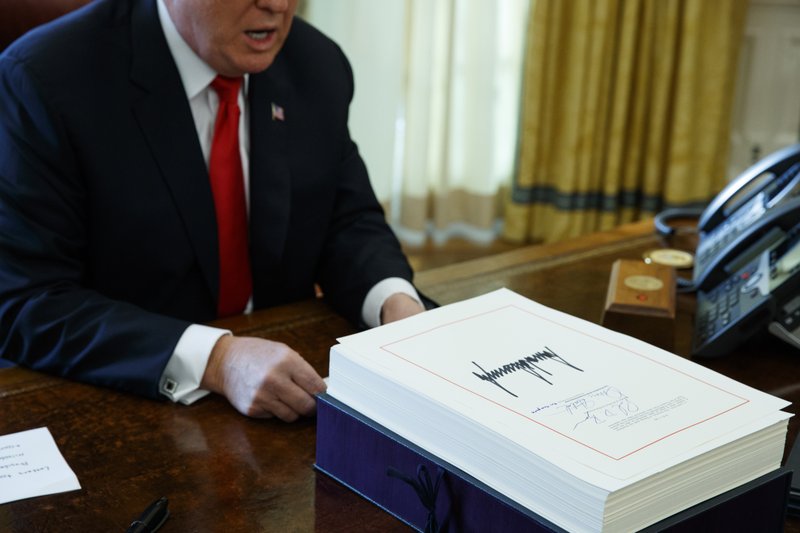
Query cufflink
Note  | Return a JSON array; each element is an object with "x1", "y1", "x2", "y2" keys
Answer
[{"x1": 163, "y1": 378, "x2": 178, "y2": 394}]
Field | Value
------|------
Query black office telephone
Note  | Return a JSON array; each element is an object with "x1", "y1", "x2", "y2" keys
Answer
[{"x1": 655, "y1": 143, "x2": 800, "y2": 357}]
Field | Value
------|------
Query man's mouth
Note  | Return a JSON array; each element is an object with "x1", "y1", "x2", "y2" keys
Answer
[{"x1": 245, "y1": 29, "x2": 276, "y2": 41}]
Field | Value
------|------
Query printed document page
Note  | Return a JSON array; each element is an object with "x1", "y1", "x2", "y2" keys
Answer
[
  {"x1": 0, "y1": 427, "x2": 81, "y2": 504},
  {"x1": 332, "y1": 288, "x2": 790, "y2": 487}
]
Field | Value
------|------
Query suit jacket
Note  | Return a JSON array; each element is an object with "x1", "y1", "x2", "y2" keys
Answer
[{"x1": 0, "y1": 0, "x2": 414, "y2": 398}]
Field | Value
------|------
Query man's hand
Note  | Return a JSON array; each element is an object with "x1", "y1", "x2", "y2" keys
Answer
[
  {"x1": 200, "y1": 335, "x2": 327, "y2": 421},
  {"x1": 381, "y1": 292, "x2": 425, "y2": 324}
]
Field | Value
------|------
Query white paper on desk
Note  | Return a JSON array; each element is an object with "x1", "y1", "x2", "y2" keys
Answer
[
  {"x1": 333, "y1": 288, "x2": 791, "y2": 488},
  {"x1": 0, "y1": 427, "x2": 81, "y2": 504}
]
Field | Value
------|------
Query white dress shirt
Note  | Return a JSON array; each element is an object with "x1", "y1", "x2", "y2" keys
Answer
[{"x1": 155, "y1": 0, "x2": 420, "y2": 404}]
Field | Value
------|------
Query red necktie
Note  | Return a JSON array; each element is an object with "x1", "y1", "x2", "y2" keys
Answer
[{"x1": 209, "y1": 75, "x2": 252, "y2": 317}]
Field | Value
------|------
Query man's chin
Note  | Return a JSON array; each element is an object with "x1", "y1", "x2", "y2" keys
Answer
[{"x1": 236, "y1": 53, "x2": 281, "y2": 75}]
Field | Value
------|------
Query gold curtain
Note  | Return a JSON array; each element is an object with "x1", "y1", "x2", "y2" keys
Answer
[{"x1": 504, "y1": 0, "x2": 749, "y2": 244}]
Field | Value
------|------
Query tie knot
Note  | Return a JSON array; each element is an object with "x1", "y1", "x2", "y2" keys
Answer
[{"x1": 211, "y1": 75, "x2": 243, "y2": 104}]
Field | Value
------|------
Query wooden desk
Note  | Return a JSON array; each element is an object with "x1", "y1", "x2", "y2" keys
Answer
[{"x1": 1, "y1": 219, "x2": 798, "y2": 531}]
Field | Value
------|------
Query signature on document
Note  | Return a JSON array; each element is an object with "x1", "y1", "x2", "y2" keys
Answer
[
  {"x1": 471, "y1": 346, "x2": 583, "y2": 398},
  {"x1": 533, "y1": 386, "x2": 639, "y2": 431}
]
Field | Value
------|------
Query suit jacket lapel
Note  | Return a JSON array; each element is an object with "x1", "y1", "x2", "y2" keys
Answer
[
  {"x1": 248, "y1": 56, "x2": 293, "y2": 303},
  {"x1": 127, "y1": 0, "x2": 218, "y2": 301}
]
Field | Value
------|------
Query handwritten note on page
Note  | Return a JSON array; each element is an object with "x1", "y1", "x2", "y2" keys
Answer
[{"x1": 0, "y1": 427, "x2": 80, "y2": 504}]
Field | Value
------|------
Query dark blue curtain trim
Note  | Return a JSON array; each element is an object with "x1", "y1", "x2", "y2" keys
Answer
[{"x1": 511, "y1": 184, "x2": 709, "y2": 213}]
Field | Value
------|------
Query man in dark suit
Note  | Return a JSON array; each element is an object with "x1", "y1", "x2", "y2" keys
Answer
[{"x1": 0, "y1": 0, "x2": 425, "y2": 420}]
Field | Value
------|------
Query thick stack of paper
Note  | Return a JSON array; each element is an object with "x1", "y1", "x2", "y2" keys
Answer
[{"x1": 327, "y1": 288, "x2": 792, "y2": 533}]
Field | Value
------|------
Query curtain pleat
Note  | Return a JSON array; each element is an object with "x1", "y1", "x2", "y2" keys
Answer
[{"x1": 505, "y1": 0, "x2": 749, "y2": 244}]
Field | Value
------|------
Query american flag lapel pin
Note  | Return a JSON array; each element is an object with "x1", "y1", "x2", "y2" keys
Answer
[{"x1": 271, "y1": 102, "x2": 285, "y2": 121}]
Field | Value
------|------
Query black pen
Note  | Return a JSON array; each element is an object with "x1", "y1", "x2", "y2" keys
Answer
[{"x1": 126, "y1": 496, "x2": 169, "y2": 533}]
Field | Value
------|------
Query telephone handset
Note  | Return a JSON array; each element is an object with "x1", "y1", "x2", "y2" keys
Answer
[
  {"x1": 692, "y1": 143, "x2": 800, "y2": 292},
  {"x1": 697, "y1": 143, "x2": 800, "y2": 232}
]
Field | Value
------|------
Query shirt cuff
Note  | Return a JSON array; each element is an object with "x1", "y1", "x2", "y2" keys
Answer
[
  {"x1": 160, "y1": 324, "x2": 230, "y2": 405},
  {"x1": 361, "y1": 278, "x2": 421, "y2": 328}
]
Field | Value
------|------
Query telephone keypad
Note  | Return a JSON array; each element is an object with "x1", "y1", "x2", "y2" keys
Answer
[
  {"x1": 694, "y1": 265, "x2": 764, "y2": 356},
  {"x1": 694, "y1": 228, "x2": 800, "y2": 356}
]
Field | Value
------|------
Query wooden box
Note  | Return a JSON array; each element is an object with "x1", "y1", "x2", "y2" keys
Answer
[{"x1": 602, "y1": 259, "x2": 676, "y2": 351}]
